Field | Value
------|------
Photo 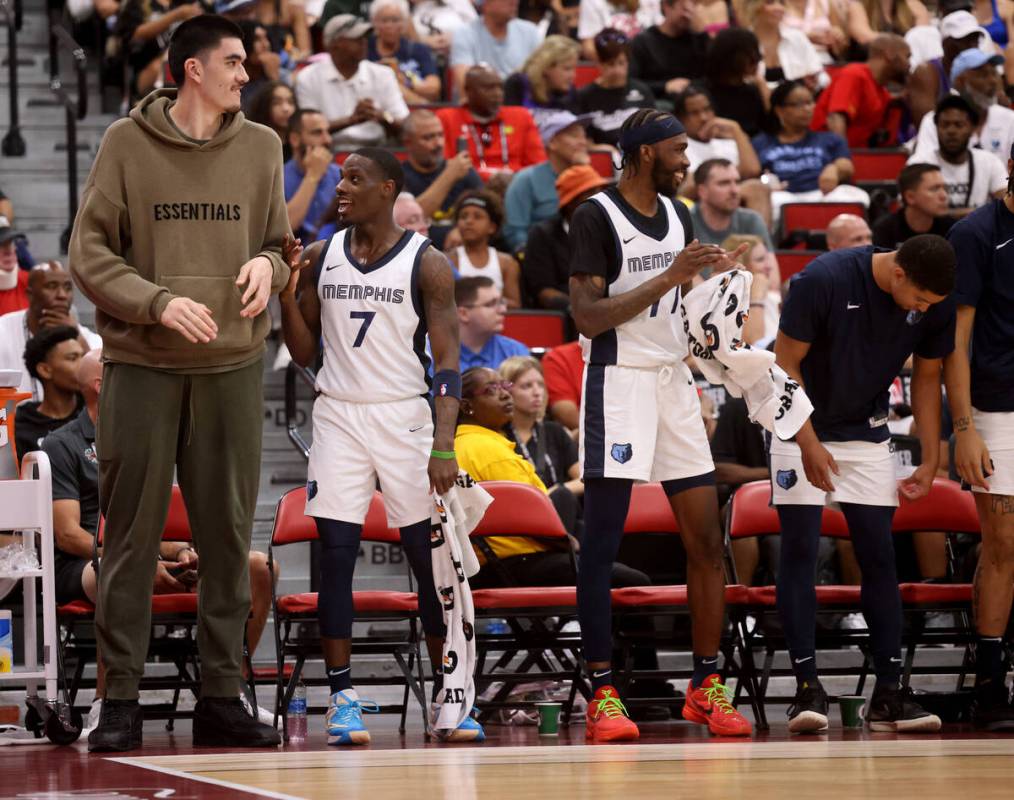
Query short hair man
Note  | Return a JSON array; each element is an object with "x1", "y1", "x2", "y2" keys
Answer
[
  {"x1": 774, "y1": 234, "x2": 956, "y2": 733},
  {"x1": 0, "y1": 262, "x2": 101, "y2": 400},
  {"x1": 873, "y1": 164, "x2": 954, "y2": 248},
  {"x1": 436, "y1": 65, "x2": 546, "y2": 181},
  {"x1": 401, "y1": 109, "x2": 482, "y2": 248},
  {"x1": 906, "y1": 95, "x2": 1007, "y2": 217},
  {"x1": 14, "y1": 326, "x2": 84, "y2": 458},
  {"x1": 285, "y1": 108, "x2": 343, "y2": 240},
  {"x1": 523, "y1": 164, "x2": 609, "y2": 312},
  {"x1": 942, "y1": 150, "x2": 1014, "y2": 730},
  {"x1": 812, "y1": 33, "x2": 911, "y2": 147},
  {"x1": 689, "y1": 159, "x2": 773, "y2": 259},
  {"x1": 70, "y1": 15, "x2": 288, "y2": 751},
  {"x1": 295, "y1": 14, "x2": 409, "y2": 148},
  {"x1": 455, "y1": 276, "x2": 529, "y2": 371},
  {"x1": 911, "y1": 49, "x2": 1014, "y2": 164},
  {"x1": 503, "y1": 111, "x2": 592, "y2": 252},
  {"x1": 628, "y1": 0, "x2": 709, "y2": 100},
  {"x1": 826, "y1": 213, "x2": 873, "y2": 250},
  {"x1": 0, "y1": 215, "x2": 30, "y2": 316},
  {"x1": 448, "y1": 0, "x2": 541, "y2": 96}
]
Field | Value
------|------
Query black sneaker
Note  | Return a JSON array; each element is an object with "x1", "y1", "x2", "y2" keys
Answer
[
  {"x1": 867, "y1": 685, "x2": 941, "y2": 733},
  {"x1": 193, "y1": 697, "x2": 281, "y2": 748},
  {"x1": 88, "y1": 699, "x2": 143, "y2": 753},
  {"x1": 787, "y1": 681, "x2": 829, "y2": 734},
  {"x1": 972, "y1": 679, "x2": 1014, "y2": 731}
]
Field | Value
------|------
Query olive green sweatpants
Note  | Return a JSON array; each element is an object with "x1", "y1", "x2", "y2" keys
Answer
[{"x1": 95, "y1": 359, "x2": 263, "y2": 700}]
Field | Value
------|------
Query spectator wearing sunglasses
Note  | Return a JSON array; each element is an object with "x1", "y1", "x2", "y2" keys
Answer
[
  {"x1": 574, "y1": 28, "x2": 656, "y2": 147},
  {"x1": 455, "y1": 276, "x2": 530, "y2": 371}
]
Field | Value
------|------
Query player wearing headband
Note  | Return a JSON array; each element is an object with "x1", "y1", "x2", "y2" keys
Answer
[
  {"x1": 569, "y1": 109, "x2": 752, "y2": 741},
  {"x1": 281, "y1": 147, "x2": 483, "y2": 745}
]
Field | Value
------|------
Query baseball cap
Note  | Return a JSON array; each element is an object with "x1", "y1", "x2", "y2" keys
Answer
[
  {"x1": 940, "y1": 10, "x2": 985, "y2": 40},
  {"x1": 0, "y1": 216, "x2": 23, "y2": 246},
  {"x1": 537, "y1": 110, "x2": 593, "y2": 146},
  {"x1": 950, "y1": 48, "x2": 1004, "y2": 82},
  {"x1": 214, "y1": 0, "x2": 256, "y2": 14},
  {"x1": 556, "y1": 165, "x2": 610, "y2": 208},
  {"x1": 323, "y1": 14, "x2": 373, "y2": 45}
]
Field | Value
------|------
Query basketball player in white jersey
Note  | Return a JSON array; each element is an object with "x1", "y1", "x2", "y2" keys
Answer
[
  {"x1": 280, "y1": 148, "x2": 483, "y2": 745},
  {"x1": 569, "y1": 109, "x2": 753, "y2": 741}
]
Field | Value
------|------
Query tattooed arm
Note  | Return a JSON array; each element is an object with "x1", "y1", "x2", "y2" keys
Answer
[{"x1": 943, "y1": 305, "x2": 992, "y2": 490}]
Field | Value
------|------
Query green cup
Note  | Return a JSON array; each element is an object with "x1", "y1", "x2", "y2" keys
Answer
[
  {"x1": 536, "y1": 701, "x2": 563, "y2": 736},
  {"x1": 839, "y1": 695, "x2": 866, "y2": 729}
]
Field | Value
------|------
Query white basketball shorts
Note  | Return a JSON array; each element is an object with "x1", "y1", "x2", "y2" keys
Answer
[
  {"x1": 305, "y1": 393, "x2": 434, "y2": 527},
  {"x1": 972, "y1": 409, "x2": 1014, "y2": 497},
  {"x1": 769, "y1": 438, "x2": 899, "y2": 508},
  {"x1": 580, "y1": 361, "x2": 714, "y2": 482}
]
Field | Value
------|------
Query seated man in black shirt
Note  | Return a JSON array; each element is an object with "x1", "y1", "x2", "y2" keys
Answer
[
  {"x1": 15, "y1": 326, "x2": 83, "y2": 459},
  {"x1": 401, "y1": 109, "x2": 482, "y2": 250},
  {"x1": 45, "y1": 350, "x2": 279, "y2": 728},
  {"x1": 628, "y1": 0, "x2": 709, "y2": 102},
  {"x1": 873, "y1": 163, "x2": 955, "y2": 249},
  {"x1": 523, "y1": 164, "x2": 608, "y2": 312}
]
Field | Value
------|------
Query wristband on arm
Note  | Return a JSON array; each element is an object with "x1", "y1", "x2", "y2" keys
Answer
[{"x1": 433, "y1": 369, "x2": 462, "y2": 399}]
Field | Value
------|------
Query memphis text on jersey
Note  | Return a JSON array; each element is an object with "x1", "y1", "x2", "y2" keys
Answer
[
  {"x1": 321, "y1": 284, "x2": 406, "y2": 303},
  {"x1": 628, "y1": 251, "x2": 676, "y2": 273}
]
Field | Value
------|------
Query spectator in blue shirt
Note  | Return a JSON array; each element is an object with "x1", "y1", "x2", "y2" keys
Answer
[
  {"x1": 284, "y1": 109, "x2": 343, "y2": 241},
  {"x1": 455, "y1": 275, "x2": 529, "y2": 370},
  {"x1": 449, "y1": 0, "x2": 543, "y2": 97},
  {"x1": 752, "y1": 79, "x2": 869, "y2": 220},
  {"x1": 368, "y1": 0, "x2": 442, "y2": 103}
]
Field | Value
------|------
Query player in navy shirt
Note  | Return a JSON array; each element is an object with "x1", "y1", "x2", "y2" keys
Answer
[
  {"x1": 943, "y1": 154, "x2": 1014, "y2": 730},
  {"x1": 773, "y1": 236, "x2": 957, "y2": 734}
]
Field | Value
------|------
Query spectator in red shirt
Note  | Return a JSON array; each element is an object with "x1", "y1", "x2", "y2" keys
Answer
[
  {"x1": 811, "y1": 33, "x2": 911, "y2": 148},
  {"x1": 542, "y1": 340, "x2": 583, "y2": 432},
  {"x1": 436, "y1": 64, "x2": 547, "y2": 181},
  {"x1": 0, "y1": 216, "x2": 29, "y2": 316}
]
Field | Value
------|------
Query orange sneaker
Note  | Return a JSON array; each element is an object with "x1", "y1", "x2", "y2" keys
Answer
[
  {"x1": 585, "y1": 686, "x2": 640, "y2": 742},
  {"x1": 682, "y1": 674, "x2": 753, "y2": 736}
]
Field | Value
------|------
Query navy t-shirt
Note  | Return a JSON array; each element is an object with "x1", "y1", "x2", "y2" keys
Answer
[
  {"x1": 779, "y1": 246, "x2": 956, "y2": 443},
  {"x1": 751, "y1": 131, "x2": 851, "y2": 193},
  {"x1": 948, "y1": 199, "x2": 1014, "y2": 412},
  {"x1": 367, "y1": 36, "x2": 437, "y2": 85}
]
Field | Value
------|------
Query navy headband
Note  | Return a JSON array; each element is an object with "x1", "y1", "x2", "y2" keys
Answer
[{"x1": 618, "y1": 116, "x2": 686, "y2": 153}]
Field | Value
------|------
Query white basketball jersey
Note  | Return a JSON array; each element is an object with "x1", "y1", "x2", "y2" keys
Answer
[
  {"x1": 315, "y1": 228, "x2": 431, "y2": 403},
  {"x1": 580, "y1": 191, "x2": 690, "y2": 368}
]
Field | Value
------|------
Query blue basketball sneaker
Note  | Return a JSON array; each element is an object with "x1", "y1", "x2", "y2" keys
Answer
[
  {"x1": 428, "y1": 704, "x2": 486, "y2": 742},
  {"x1": 326, "y1": 690, "x2": 379, "y2": 745}
]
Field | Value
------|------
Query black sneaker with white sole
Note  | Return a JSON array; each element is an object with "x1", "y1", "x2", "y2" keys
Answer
[
  {"x1": 866, "y1": 685, "x2": 941, "y2": 733},
  {"x1": 787, "y1": 681, "x2": 829, "y2": 734},
  {"x1": 972, "y1": 680, "x2": 1014, "y2": 731}
]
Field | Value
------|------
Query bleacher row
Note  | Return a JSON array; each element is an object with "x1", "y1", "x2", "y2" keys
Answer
[{"x1": 54, "y1": 474, "x2": 980, "y2": 735}]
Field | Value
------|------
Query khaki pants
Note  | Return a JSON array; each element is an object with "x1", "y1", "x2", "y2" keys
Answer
[{"x1": 95, "y1": 359, "x2": 263, "y2": 700}]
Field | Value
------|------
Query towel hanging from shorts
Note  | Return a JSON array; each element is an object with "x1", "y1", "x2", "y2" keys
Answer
[
  {"x1": 430, "y1": 472, "x2": 492, "y2": 731},
  {"x1": 683, "y1": 269, "x2": 813, "y2": 441}
]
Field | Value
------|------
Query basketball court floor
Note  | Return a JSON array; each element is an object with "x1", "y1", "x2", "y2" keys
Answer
[{"x1": 4, "y1": 720, "x2": 1014, "y2": 799}]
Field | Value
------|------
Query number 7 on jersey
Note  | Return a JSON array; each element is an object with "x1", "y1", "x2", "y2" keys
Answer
[{"x1": 350, "y1": 310, "x2": 376, "y2": 347}]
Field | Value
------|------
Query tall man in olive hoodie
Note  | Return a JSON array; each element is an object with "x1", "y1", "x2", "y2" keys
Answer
[{"x1": 69, "y1": 16, "x2": 289, "y2": 752}]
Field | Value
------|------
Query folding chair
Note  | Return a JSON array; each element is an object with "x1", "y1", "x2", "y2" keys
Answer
[
  {"x1": 468, "y1": 481, "x2": 584, "y2": 719},
  {"x1": 501, "y1": 310, "x2": 568, "y2": 350},
  {"x1": 58, "y1": 485, "x2": 206, "y2": 728},
  {"x1": 780, "y1": 202, "x2": 867, "y2": 248},
  {"x1": 726, "y1": 480, "x2": 872, "y2": 727},
  {"x1": 775, "y1": 249, "x2": 823, "y2": 281},
  {"x1": 268, "y1": 488, "x2": 427, "y2": 740},
  {"x1": 851, "y1": 149, "x2": 909, "y2": 183}
]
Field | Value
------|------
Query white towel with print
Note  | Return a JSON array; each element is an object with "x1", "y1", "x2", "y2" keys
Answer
[
  {"x1": 430, "y1": 471, "x2": 492, "y2": 731},
  {"x1": 683, "y1": 269, "x2": 813, "y2": 440}
]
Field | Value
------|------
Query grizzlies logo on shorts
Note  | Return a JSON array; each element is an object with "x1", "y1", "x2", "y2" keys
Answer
[
  {"x1": 611, "y1": 443, "x2": 633, "y2": 464},
  {"x1": 776, "y1": 469, "x2": 798, "y2": 490}
]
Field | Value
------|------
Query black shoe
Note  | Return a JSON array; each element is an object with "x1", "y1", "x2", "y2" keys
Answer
[
  {"x1": 787, "y1": 681, "x2": 829, "y2": 734},
  {"x1": 972, "y1": 679, "x2": 1014, "y2": 731},
  {"x1": 88, "y1": 699, "x2": 143, "y2": 752},
  {"x1": 193, "y1": 697, "x2": 281, "y2": 748},
  {"x1": 867, "y1": 685, "x2": 941, "y2": 733}
]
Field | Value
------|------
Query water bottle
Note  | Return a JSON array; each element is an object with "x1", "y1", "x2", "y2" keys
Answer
[{"x1": 287, "y1": 681, "x2": 307, "y2": 742}]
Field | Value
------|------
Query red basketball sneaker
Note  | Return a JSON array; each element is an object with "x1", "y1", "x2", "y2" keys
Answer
[
  {"x1": 585, "y1": 686, "x2": 640, "y2": 743},
  {"x1": 682, "y1": 675, "x2": 753, "y2": 736}
]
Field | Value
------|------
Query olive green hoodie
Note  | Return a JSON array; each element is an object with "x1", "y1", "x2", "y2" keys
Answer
[{"x1": 69, "y1": 89, "x2": 291, "y2": 372}]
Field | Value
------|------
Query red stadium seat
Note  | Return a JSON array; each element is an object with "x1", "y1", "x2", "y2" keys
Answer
[
  {"x1": 268, "y1": 487, "x2": 427, "y2": 737},
  {"x1": 574, "y1": 62, "x2": 600, "y2": 88},
  {"x1": 781, "y1": 202, "x2": 867, "y2": 239},
  {"x1": 589, "y1": 149, "x2": 615, "y2": 179},
  {"x1": 501, "y1": 309, "x2": 568, "y2": 350},
  {"x1": 623, "y1": 482, "x2": 678, "y2": 534},
  {"x1": 851, "y1": 149, "x2": 909, "y2": 183},
  {"x1": 775, "y1": 249, "x2": 822, "y2": 281}
]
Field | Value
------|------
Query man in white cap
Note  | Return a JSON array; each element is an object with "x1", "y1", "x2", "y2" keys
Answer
[
  {"x1": 911, "y1": 48, "x2": 1013, "y2": 162},
  {"x1": 295, "y1": 14, "x2": 409, "y2": 148},
  {"x1": 502, "y1": 110, "x2": 593, "y2": 252},
  {"x1": 909, "y1": 10, "x2": 996, "y2": 125}
]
